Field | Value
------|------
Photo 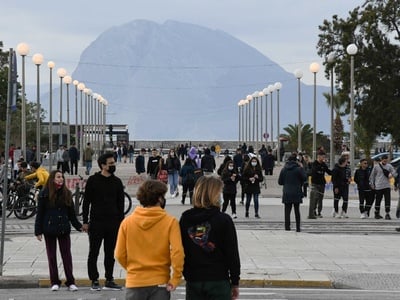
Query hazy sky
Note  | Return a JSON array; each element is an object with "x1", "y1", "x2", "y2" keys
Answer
[{"x1": 2, "y1": 0, "x2": 363, "y2": 88}]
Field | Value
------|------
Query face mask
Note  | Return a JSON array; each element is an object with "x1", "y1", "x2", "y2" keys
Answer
[
  {"x1": 228, "y1": 166, "x2": 234, "y2": 171},
  {"x1": 55, "y1": 182, "x2": 63, "y2": 190},
  {"x1": 108, "y1": 165, "x2": 116, "y2": 174},
  {"x1": 251, "y1": 162, "x2": 257, "y2": 167},
  {"x1": 160, "y1": 197, "x2": 166, "y2": 209}
]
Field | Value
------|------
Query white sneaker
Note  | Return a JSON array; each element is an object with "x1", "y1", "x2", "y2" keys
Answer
[
  {"x1": 360, "y1": 212, "x2": 366, "y2": 219},
  {"x1": 332, "y1": 211, "x2": 338, "y2": 218},
  {"x1": 68, "y1": 284, "x2": 78, "y2": 291},
  {"x1": 341, "y1": 211, "x2": 348, "y2": 218},
  {"x1": 171, "y1": 193, "x2": 175, "y2": 198},
  {"x1": 232, "y1": 213, "x2": 237, "y2": 219},
  {"x1": 51, "y1": 284, "x2": 59, "y2": 291}
]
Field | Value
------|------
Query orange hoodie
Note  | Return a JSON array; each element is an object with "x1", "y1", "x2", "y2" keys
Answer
[{"x1": 115, "y1": 206, "x2": 184, "y2": 288}]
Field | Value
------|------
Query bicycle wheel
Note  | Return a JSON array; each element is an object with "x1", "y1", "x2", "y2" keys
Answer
[
  {"x1": 14, "y1": 193, "x2": 37, "y2": 220},
  {"x1": 6, "y1": 192, "x2": 16, "y2": 218},
  {"x1": 124, "y1": 192, "x2": 132, "y2": 215}
]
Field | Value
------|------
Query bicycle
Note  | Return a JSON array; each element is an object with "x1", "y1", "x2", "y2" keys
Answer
[
  {"x1": 72, "y1": 175, "x2": 133, "y2": 216},
  {"x1": 0, "y1": 182, "x2": 37, "y2": 220}
]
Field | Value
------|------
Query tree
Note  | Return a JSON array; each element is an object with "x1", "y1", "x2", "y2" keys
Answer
[
  {"x1": 316, "y1": 0, "x2": 400, "y2": 147},
  {"x1": 281, "y1": 123, "x2": 327, "y2": 155}
]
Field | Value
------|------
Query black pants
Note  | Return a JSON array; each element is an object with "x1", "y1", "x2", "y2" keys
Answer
[
  {"x1": 182, "y1": 183, "x2": 194, "y2": 204},
  {"x1": 70, "y1": 160, "x2": 78, "y2": 175},
  {"x1": 284, "y1": 203, "x2": 301, "y2": 231},
  {"x1": 358, "y1": 190, "x2": 374, "y2": 214},
  {"x1": 222, "y1": 192, "x2": 236, "y2": 214},
  {"x1": 309, "y1": 184, "x2": 325, "y2": 217},
  {"x1": 375, "y1": 188, "x2": 391, "y2": 215},
  {"x1": 87, "y1": 222, "x2": 120, "y2": 282},
  {"x1": 333, "y1": 185, "x2": 349, "y2": 213}
]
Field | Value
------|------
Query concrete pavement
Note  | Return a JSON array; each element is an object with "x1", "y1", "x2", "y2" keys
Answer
[{"x1": 1, "y1": 158, "x2": 400, "y2": 290}]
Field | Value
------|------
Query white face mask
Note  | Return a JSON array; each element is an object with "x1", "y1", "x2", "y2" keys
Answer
[
  {"x1": 228, "y1": 166, "x2": 234, "y2": 171},
  {"x1": 251, "y1": 162, "x2": 257, "y2": 167}
]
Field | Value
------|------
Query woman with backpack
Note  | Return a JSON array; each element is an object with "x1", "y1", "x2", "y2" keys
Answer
[{"x1": 179, "y1": 158, "x2": 196, "y2": 205}]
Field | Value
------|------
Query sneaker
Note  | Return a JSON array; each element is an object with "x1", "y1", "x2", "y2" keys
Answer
[
  {"x1": 360, "y1": 212, "x2": 366, "y2": 219},
  {"x1": 171, "y1": 193, "x2": 175, "y2": 198},
  {"x1": 245, "y1": 212, "x2": 249, "y2": 218},
  {"x1": 255, "y1": 214, "x2": 260, "y2": 218},
  {"x1": 51, "y1": 284, "x2": 59, "y2": 291},
  {"x1": 385, "y1": 213, "x2": 391, "y2": 220},
  {"x1": 332, "y1": 211, "x2": 338, "y2": 218},
  {"x1": 317, "y1": 213, "x2": 323, "y2": 218},
  {"x1": 68, "y1": 284, "x2": 78, "y2": 292},
  {"x1": 103, "y1": 280, "x2": 122, "y2": 290},
  {"x1": 375, "y1": 214, "x2": 383, "y2": 219},
  {"x1": 91, "y1": 280, "x2": 101, "y2": 291},
  {"x1": 232, "y1": 213, "x2": 237, "y2": 219},
  {"x1": 340, "y1": 211, "x2": 348, "y2": 219}
]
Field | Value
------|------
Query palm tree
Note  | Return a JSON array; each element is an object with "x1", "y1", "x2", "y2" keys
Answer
[
  {"x1": 323, "y1": 92, "x2": 346, "y2": 155},
  {"x1": 282, "y1": 123, "x2": 313, "y2": 154}
]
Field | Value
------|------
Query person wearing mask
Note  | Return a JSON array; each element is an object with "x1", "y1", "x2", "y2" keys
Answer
[
  {"x1": 331, "y1": 156, "x2": 351, "y2": 218},
  {"x1": 278, "y1": 154, "x2": 306, "y2": 232},
  {"x1": 166, "y1": 149, "x2": 181, "y2": 198},
  {"x1": 262, "y1": 148, "x2": 275, "y2": 176},
  {"x1": 180, "y1": 176, "x2": 240, "y2": 300},
  {"x1": 135, "y1": 148, "x2": 146, "y2": 175},
  {"x1": 369, "y1": 154, "x2": 397, "y2": 219},
  {"x1": 34, "y1": 170, "x2": 82, "y2": 292},
  {"x1": 82, "y1": 152, "x2": 125, "y2": 291},
  {"x1": 354, "y1": 158, "x2": 374, "y2": 218},
  {"x1": 221, "y1": 160, "x2": 239, "y2": 218},
  {"x1": 115, "y1": 180, "x2": 184, "y2": 300},
  {"x1": 308, "y1": 151, "x2": 332, "y2": 219},
  {"x1": 147, "y1": 149, "x2": 162, "y2": 179},
  {"x1": 242, "y1": 157, "x2": 263, "y2": 218}
]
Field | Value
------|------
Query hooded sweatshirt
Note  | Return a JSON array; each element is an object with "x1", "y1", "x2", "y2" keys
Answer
[
  {"x1": 179, "y1": 206, "x2": 241, "y2": 286},
  {"x1": 114, "y1": 206, "x2": 184, "y2": 288}
]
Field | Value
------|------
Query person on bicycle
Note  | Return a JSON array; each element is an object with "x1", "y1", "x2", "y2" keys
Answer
[
  {"x1": 25, "y1": 161, "x2": 49, "y2": 190},
  {"x1": 15, "y1": 161, "x2": 33, "y2": 198},
  {"x1": 82, "y1": 152, "x2": 125, "y2": 291}
]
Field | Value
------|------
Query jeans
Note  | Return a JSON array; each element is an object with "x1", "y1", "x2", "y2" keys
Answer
[
  {"x1": 245, "y1": 193, "x2": 259, "y2": 215},
  {"x1": 126, "y1": 286, "x2": 170, "y2": 300},
  {"x1": 168, "y1": 171, "x2": 179, "y2": 195},
  {"x1": 85, "y1": 160, "x2": 92, "y2": 174}
]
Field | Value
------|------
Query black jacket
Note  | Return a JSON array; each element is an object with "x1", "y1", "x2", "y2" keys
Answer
[
  {"x1": 35, "y1": 188, "x2": 82, "y2": 236},
  {"x1": 278, "y1": 160, "x2": 306, "y2": 204},
  {"x1": 221, "y1": 168, "x2": 239, "y2": 194},
  {"x1": 354, "y1": 167, "x2": 372, "y2": 191},
  {"x1": 135, "y1": 155, "x2": 145, "y2": 174},
  {"x1": 331, "y1": 164, "x2": 348, "y2": 190},
  {"x1": 242, "y1": 165, "x2": 263, "y2": 194},
  {"x1": 310, "y1": 160, "x2": 332, "y2": 185},
  {"x1": 179, "y1": 206, "x2": 240, "y2": 286},
  {"x1": 201, "y1": 154, "x2": 216, "y2": 172},
  {"x1": 82, "y1": 172, "x2": 125, "y2": 225},
  {"x1": 147, "y1": 155, "x2": 161, "y2": 176},
  {"x1": 166, "y1": 156, "x2": 181, "y2": 173}
]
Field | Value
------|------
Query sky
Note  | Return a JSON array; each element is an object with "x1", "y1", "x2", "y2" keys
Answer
[{"x1": 1, "y1": 0, "x2": 363, "y2": 95}]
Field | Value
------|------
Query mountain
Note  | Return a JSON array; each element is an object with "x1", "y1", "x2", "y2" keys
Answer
[{"x1": 42, "y1": 20, "x2": 330, "y2": 141}]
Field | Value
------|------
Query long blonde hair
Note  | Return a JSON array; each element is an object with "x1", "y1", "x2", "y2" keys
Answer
[{"x1": 192, "y1": 176, "x2": 223, "y2": 209}]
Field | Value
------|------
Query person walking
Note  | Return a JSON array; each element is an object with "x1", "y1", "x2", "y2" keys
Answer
[
  {"x1": 128, "y1": 145, "x2": 134, "y2": 164},
  {"x1": 82, "y1": 152, "x2": 125, "y2": 291},
  {"x1": 221, "y1": 160, "x2": 239, "y2": 219},
  {"x1": 262, "y1": 148, "x2": 275, "y2": 175},
  {"x1": 354, "y1": 158, "x2": 374, "y2": 218},
  {"x1": 369, "y1": 154, "x2": 397, "y2": 219},
  {"x1": 147, "y1": 148, "x2": 162, "y2": 179},
  {"x1": 115, "y1": 179, "x2": 185, "y2": 300},
  {"x1": 68, "y1": 143, "x2": 79, "y2": 175},
  {"x1": 200, "y1": 148, "x2": 216, "y2": 175},
  {"x1": 135, "y1": 148, "x2": 146, "y2": 174},
  {"x1": 83, "y1": 142, "x2": 94, "y2": 175},
  {"x1": 179, "y1": 176, "x2": 240, "y2": 300},
  {"x1": 166, "y1": 149, "x2": 181, "y2": 197},
  {"x1": 179, "y1": 158, "x2": 196, "y2": 205},
  {"x1": 55, "y1": 145, "x2": 64, "y2": 171},
  {"x1": 331, "y1": 156, "x2": 351, "y2": 218},
  {"x1": 278, "y1": 154, "x2": 306, "y2": 232},
  {"x1": 242, "y1": 157, "x2": 263, "y2": 218},
  {"x1": 308, "y1": 151, "x2": 332, "y2": 219},
  {"x1": 34, "y1": 170, "x2": 82, "y2": 292}
]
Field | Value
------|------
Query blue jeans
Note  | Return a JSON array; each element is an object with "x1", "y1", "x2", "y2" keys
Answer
[
  {"x1": 126, "y1": 285, "x2": 170, "y2": 300},
  {"x1": 245, "y1": 193, "x2": 259, "y2": 215},
  {"x1": 168, "y1": 171, "x2": 179, "y2": 195},
  {"x1": 85, "y1": 160, "x2": 92, "y2": 174}
]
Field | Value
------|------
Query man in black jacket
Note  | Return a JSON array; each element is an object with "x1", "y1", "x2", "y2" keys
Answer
[
  {"x1": 146, "y1": 148, "x2": 161, "y2": 179},
  {"x1": 68, "y1": 143, "x2": 79, "y2": 175},
  {"x1": 201, "y1": 148, "x2": 216, "y2": 175},
  {"x1": 308, "y1": 151, "x2": 332, "y2": 219},
  {"x1": 82, "y1": 152, "x2": 124, "y2": 291}
]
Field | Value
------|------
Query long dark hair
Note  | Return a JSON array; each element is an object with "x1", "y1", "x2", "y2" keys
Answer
[{"x1": 45, "y1": 170, "x2": 72, "y2": 206}]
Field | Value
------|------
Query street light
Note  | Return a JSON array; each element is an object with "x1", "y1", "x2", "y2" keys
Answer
[
  {"x1": 268, "y1": 84, "x2": 275, "y2": 149},
  {"x1": 32, "y1": 53, "x2": 43, "y2": 162},
  {"x1": 294, "y1": 69, "x2": 303, "y2": 152},
  {"x1": 64, "y1": 75, "x2": 72, "y2": 149},
  {"x1": 243, "y1": 99, "x2": 249, "y2": 143},
  {"x1": 56, "y1": 67, "x2": 67, "y2": 146},
  {"x1": 237, "y1": 100, "x2": 242, "y2": 143},
  {"x1": 73, "y1": 80, "x2": 79, "y2": 149},
  {"x1": 78, "y1": 82, "x2": 85, "y2": 166},
  {"x1": 258, "y1": 91, "x2": 264, "y2": 149},
  {"x1": 347, "y1": 43, "x2": 358, "y2": 169},
  {"x1": 262, "y1": 87, "x2": 270, "y2": 147},
  {"x1": 274, "y1": 82, "x2": 282, "y2": 165},
  {"x1": 309, "y1": 62, "x2": 320, "y2": 161},
  {"x1": 16, "y1": 42, "x2": 30, "y2": 160},
  {"x1": 47, "y1": 61, "x2": 55, "y2": 171},
  {"x1": 252, "y1": 91, "x2": 259, "y2": 155},
  {"x1": 327, "y1": 53, "x2": 336, "y2": 169},
  {"x1": 246, "y1": 94, "x2": 253, "y2": 147}
]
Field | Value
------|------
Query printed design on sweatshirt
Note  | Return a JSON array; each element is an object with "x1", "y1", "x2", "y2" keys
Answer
[{"x1": 187, "y1": 221, "x2": 215, "y2": 252}]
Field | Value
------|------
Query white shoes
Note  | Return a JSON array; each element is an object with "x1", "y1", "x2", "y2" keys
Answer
[
  {"x1": 360, "y1": 212, "x2": 367, "y2": 219},
  {"x1": 51, "y1": 284, "x2": 59, "y2": 291},
  {"x1": 68, "y1": 284, "x2": 78, "y2": 291},
  {"x1": 340, "y1": 211, "x2": 348, "y2": 218},
  {"x1": 232, "y1": 213, "x2": 237, "y2": 219},
  {"x1": 332, "y1": 211, "x2": 338, "y2": 218}
]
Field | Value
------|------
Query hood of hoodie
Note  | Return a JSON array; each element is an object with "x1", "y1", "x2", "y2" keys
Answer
[
  {"x1": 284, "y1": 160, "x2": 298, "y2": 171},
  {"x1": 188, "y1": 147, "x2": 197, "y2": 160},
  {"x1": 131, "y1": 206, "x2": 167, "y2": 230},
  {"x1": 181, "y1": 206, "x2": 220, "y2": 226}
]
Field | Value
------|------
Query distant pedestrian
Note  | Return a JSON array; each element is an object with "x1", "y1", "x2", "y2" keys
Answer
[
  {"x1": 278, "y1": 153, "x2": 306, "y2": 232},
  {"x1": 147, "y1": 149, "x2": 162, "y2": 179},
  {"x1": 68, "y1": 143, "x2": 79, "y2": 175},
  {"x1": 331, "y1": 156, "x2": 351, "y2": 218},
  {"x1": 221, "y1": 160, "x2": 239, "y2": 218},
  {"x1": 354, "y1": 158, "x2": 374, "y2": 218},
  {"x1": 62, "y1": 146, "x2": 70, "y2": 174},
  {"x1": 115, "y1": 180, "x2": 184, "y2": 300},
  {"x1": 166, "y1": 149, "x2": 181, "y2": 197},
  {"x1": 128, "y1": 145, "x2": 134, "y2": 163},
  {"x1": 262, "y1": 149, "x2": 275, "y2": 175},
  {"x1": 179, "y1": 176, "x2": 240, "y2": 300},
  {"x1": 242, "y1": 157, "x2": 263, "y2": 218},
  {"x1": 135, "y1": 148, "x2": 146, "y2": 174},
  {"x1": 55, "y1": 145, "x2": 64, "y2": 171},
  {"x1": 179, "y1": 158, "x2": 195, "y2": 205},
  {"x1": 34, "y1": 170, "x2": 82, "y2": 292},
  {"x1": 83, "y1": 143, "x2": 94, "y2": 175},
  {"x1": 200, "y1": 148, "x2": 216, "y2": 175}
]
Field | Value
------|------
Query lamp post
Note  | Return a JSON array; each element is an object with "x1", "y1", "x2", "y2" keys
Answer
[
  {"x1": 252, "y1": 91, "x2": 259, "y2": 155},
  {"x1": 262, "y1": 87, "x2": 269, "y2": 147},
  {"x1": 258, "y1": 91, "x2": 264, "y2": 149},
  {"x1": 47, "y1": 61, "x2": 55, "y2": 171},
  {"x1": 78, "y1": 83, "x2": 85, "y2": 166},
  {"x1": 64, "y1": 75, "x2": 72, "y2": 149},
  {"x1": 309, "y1": 62, "x2": 320, "y2": 161},
  {"x1": 268, "y1": 84, "x2": 275, "y2": 149},
  {"x1": 237, "y1": 100, "x2": 242, "y2": 143},
  {"x1": 294, "y1": 69, "x2": 303, "y2": 152},
  {"x1": 56, "y1": 68, "x2": 67, "y2": 146},
  {"x1": 274, "y1": 82, "x2": 282, "y2": 165},
  {"x1": 347, "y1": 44, "x2": 358, "y2": 169},
  {"x1": 244, "y1": 99, "x2": 249, "y2": 143},
  {"x1": 16, "y1": 42, "x2": 30, "y2": 160},
  {"x1": 327, "y1": 53, "x2": 336, "y2": 169},
  {"x1": 73, "y1": 80, "x2": 79, "y2": 148},
  {"x1": 246, "y1": 94, "x2": 253, "y2": 147},
  {"x1": 32, "y1": 53, "x2": 43, "y2": 162}
]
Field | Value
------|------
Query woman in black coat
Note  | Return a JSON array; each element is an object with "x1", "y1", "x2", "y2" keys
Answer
[
  {"x1": 221, "y1": 160, "x2": 239, "y2": 218},
  {"x1": 242, "y1": 157, "x2": 263, "y2": 218},
  {"x1": 278, "y1": 154, "x2": 307, "y2": 232}
]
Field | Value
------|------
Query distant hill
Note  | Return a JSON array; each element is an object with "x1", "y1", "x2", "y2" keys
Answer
[{"x1": 41, "y1": 20, "x2": 330, "y2": 141}]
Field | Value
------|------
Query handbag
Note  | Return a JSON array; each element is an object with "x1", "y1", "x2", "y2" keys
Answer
[{"x1": 379, "y1": 163, "x2": 390, "y2": 178}]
